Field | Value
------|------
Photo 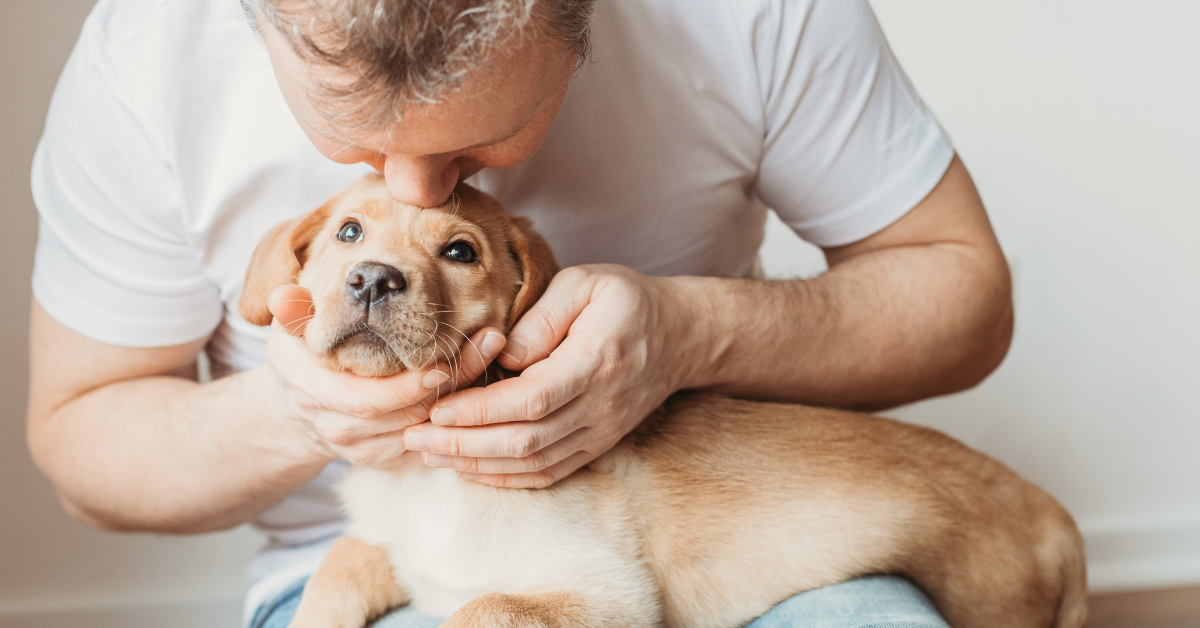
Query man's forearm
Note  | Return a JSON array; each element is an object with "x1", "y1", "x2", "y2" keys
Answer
[
  {"x1": 674, "y1": 243, "x2": 1012, "y2": 410},
  {"x1": 674, "y1": 157, "x2": 1012, "y2": 410},
  {"x1": 29, "y1": 365, "x2": 332, "y2": 534}
]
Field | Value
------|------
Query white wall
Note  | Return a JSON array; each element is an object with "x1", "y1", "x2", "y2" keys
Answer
[{"x1": 1, "y1": 1, "x2": 1197, "y2": 625}]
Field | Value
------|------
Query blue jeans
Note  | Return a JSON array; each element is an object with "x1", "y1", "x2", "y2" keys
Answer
[{"x1": 251, "y1": 574, "x2": 950, "y2": 628}]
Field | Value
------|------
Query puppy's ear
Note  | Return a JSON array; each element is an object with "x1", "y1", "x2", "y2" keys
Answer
[
  {"x1": 238, "y1": 205, "x2": 330, "y2": 327},
  {"x1": 505, "y1": 216, "x2": 560, "y2": 330}
]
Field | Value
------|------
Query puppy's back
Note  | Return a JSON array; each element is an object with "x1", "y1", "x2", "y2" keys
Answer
[{"x1": 610, "y1": 393, "x2": 1085, "y2": 628}]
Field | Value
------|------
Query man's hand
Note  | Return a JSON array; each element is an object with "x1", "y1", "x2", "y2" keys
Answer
[
  {"x1": 401, "y1": 266, "x2": 692, "y2": 489},
  {"x1": 266, "y1": 285, "x2": 509, "y2": 472}
]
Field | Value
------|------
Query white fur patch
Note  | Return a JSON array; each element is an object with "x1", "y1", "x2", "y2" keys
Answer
[{"x1": 339, "y1": 466, "x2": 661, "y2": 624}]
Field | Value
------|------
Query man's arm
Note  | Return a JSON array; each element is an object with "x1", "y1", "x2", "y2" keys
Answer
[
  {"x1": 25, "y1": 301, "x2": 330, "y2": 533},
  {"x1": 402, "y1": 156, "x2": 1012, "y2": 486},
  {"x1": 682, "y1": 155, "x2": 1012, "y2": 408},
  {"x1": 26, "y1": 299, "x2": 503, "y2": 533}
]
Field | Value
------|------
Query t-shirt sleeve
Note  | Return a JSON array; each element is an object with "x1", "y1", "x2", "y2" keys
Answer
[
  {"x1": 30, "y1": 16, "x2": 223, "y2": 348},
  {"x1": 751, "y1": 0, "x2": 955, "y2": 248}
]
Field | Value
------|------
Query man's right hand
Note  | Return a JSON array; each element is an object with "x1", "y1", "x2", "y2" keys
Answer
[{"x1": 264, "y1": 285, "x2": 508, "y2": 472}]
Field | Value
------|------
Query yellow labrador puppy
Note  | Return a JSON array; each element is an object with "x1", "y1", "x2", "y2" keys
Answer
[{"x1": 240, "y1": 174, "x2": 1087, "y2": 628}]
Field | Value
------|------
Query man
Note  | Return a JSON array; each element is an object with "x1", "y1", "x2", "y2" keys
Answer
[{"x1": 26, "y1": 0, "x2": 1012, "y2": 625}]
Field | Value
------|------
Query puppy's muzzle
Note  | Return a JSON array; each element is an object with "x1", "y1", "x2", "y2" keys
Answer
[{"x1": 347, "y1": 262, "x2": 406, "y2": 306}]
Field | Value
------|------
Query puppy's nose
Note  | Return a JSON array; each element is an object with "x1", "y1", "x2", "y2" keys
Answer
[{"x1": 347, "y1": 262, "x2": 406, "y2": 305}]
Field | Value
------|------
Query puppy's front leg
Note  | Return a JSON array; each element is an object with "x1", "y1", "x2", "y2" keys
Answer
[{"x1": 288, "y1": 536, "x2": 408, "y2": 628}]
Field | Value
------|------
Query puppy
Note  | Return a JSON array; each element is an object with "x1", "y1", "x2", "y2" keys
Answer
[{"x1": 240, "y1": 174, "x2": 1087, "y2": 628}]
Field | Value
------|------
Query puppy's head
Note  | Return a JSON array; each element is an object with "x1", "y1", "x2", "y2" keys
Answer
[{"x1": 239, "y1": 174, "x2": 558, "y2": 377}]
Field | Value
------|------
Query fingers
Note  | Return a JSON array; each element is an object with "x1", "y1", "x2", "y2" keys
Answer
[
  {"x1": 419, "y1": 426, "x2": 594, "y2": 475},
  {"x1": 430, "y1": 332, "x2": 599, "y2": 427},
  {"x1": 404, "y1": 406, "x2": 583, "y2": 459},
  {"x1": 268, "y1": 285, "x2": 315, "y2": 336},
  {"x1": 334, "y1": 433, "x2": 423, "y2": 473},
  {"x1": 498, "y1": 267, "x2": 594, "y2": 371},
  {"x1": 457, "y1": 450, "x2": 596, "y2": 490},
  {"x1": 306, "y1": 412, "x2": 414, "y2": 448}
]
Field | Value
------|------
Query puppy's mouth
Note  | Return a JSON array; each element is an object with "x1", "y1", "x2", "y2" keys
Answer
[
  {"x1": 329, "y1": 323, "x2": 396, "y2": 354},
  {"x1": 325, "y1": 322, "x2": 409, "y2": 373},
  {"x1": 315, "y1": 314, "x2": 464, "y2": 377}
]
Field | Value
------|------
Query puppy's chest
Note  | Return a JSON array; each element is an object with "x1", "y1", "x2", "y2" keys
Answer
[{"x1": 338, "y1": 466, "x2": 635, "y2": 616}]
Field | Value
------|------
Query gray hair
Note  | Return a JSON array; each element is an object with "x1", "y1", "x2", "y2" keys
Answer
[{"x1": 243, "y1": 0, "x2": 595, "y2": 129}]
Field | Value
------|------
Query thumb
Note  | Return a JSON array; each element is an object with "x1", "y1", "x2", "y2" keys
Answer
[
  {"x1": 268, "y1": 285, "x2": 315, "y2": 337},
  {"x1": 497, "y1": 270, "x2": 592, "y2": 371}
]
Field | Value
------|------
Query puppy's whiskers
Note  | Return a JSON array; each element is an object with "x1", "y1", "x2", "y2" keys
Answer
[
  {"x1": 409, "y1": 330, "x2": 437, "y2": 368},
  {"x1": 435, "y1": 339, "x2": 458, "y2": 395},
  {"x1": 439, "y1": 321, "x2": 487, "y2": 387}
]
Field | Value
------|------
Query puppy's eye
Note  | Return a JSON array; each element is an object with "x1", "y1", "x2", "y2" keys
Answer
[
  {"x1": 337, "y1": 221, "x2": 363, "y2": 243},
  {"x1": 443, "y1": 241, "x2": 478, "y2": 264}
]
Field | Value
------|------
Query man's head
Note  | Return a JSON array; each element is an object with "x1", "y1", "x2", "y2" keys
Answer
[{"x1": 245, "y1": 0, "x2": 595, "y2": 207}]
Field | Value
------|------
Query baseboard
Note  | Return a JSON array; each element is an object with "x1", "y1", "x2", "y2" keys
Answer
[
  {"x1": 0, "y1": 595, "x2": 243, "y2": 628},
  {"x1": 1082, "y1": 513, "x2": 1200, "y2": 592}
]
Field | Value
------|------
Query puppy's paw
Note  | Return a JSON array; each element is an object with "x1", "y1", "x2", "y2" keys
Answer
[{"x1": 440, "y1": 592, "x2": 585, "y2": 628}]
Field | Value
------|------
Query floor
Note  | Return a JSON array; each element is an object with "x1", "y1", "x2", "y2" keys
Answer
[{"x1": 1088, "y1": 586, "x2": 1200, "y2": 628}]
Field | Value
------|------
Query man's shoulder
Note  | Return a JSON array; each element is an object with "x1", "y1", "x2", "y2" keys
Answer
[
  {"x1": 81, "y1": 0, "x2": 255, "y2": 91},
  {"x1": 67, "y1": 0, "x2": 276, "y2": 157},
  {"x1": 87, "y1": 0, "x2": 245, "y2": 49}
]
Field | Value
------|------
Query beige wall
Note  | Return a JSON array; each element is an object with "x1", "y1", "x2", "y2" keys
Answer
[{"x1": 2, "y1": 0, "x2": 1198, "y2": 625}]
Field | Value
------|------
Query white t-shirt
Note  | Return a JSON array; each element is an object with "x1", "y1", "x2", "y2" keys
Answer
[{"x1": 31, "y1": 0, "x2": 953, "y2": 619}]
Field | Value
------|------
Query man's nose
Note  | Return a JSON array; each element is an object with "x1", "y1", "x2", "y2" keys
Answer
[
  {"x1": 347, "y1": 262, "x2": 406, "y2": 305},
  {"x1": 379, "y1": 154, "x2": 460, "y2": 208}
]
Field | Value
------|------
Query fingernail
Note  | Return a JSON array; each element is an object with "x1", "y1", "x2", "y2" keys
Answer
[
  {"x1": 424, "y1": 453, "x2": 450, "y2": 467},
  {"x1": 405, "y1": 432, "x2": 431, "y2": 451},
  {"x1": 481, "y1": 332, "x2": 507, "y2": 361},
  {"x1": 423, "y1": 370, "x2": 451, "y2": 389},
  {"x1": 502, "y1": 337, "x2": 528, "y2": 362},
  {"x1": 457, "y1": 472, "x2": 480, "y2": 481},
  {"x1": 431, "y1": 407, "x2": 458, "y2": 426}
]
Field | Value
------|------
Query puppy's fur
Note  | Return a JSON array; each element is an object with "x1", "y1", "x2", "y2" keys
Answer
[{"x1": 241, "y1": 175, "x2": 1087, "y2": 628}]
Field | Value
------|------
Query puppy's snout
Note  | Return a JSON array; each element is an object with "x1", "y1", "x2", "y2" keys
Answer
[{"x1": 347, "y1": 262, "x2": 406, "y2": 305}]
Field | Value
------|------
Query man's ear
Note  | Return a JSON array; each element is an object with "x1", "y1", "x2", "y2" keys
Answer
[
  {"x1": 238, "y1": 205, "x2": 330, "y2": 327},
  {"x1": 505, "y1": 216, "x2": 560, "y2": 330}
]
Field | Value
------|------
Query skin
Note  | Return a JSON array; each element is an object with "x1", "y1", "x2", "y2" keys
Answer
[{"x1": 26, "y1": 9, "x2": 1012, "y2": 531}]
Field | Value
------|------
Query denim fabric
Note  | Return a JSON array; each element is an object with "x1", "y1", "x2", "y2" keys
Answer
[
  {"x1": 252, "y1": 574, "x2": 949, "y2": 628},
  {"x1": 742, "y1": 576, "x2": 951, "y2": 628},
  {"x1": 250, "y1": 575, "x2": 308, "y2": 628}
]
